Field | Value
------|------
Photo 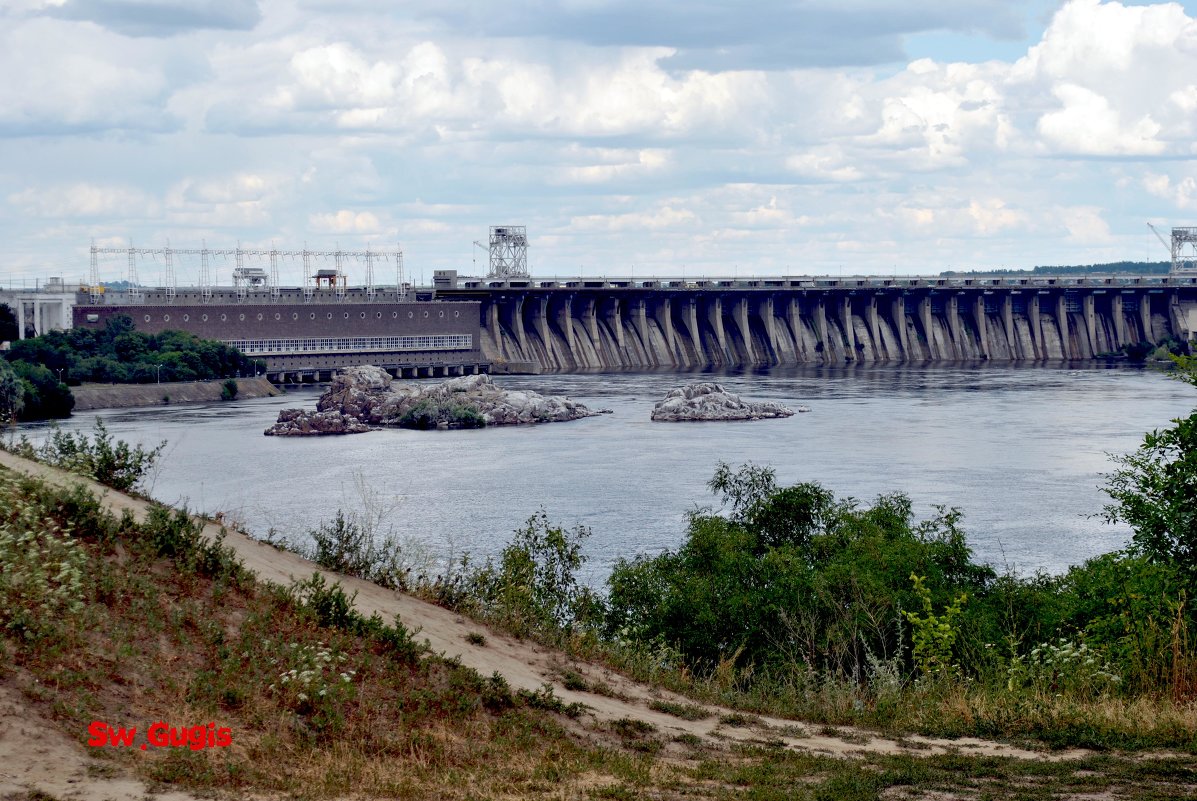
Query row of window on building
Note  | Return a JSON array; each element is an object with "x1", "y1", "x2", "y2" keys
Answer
[
  {"x1": 224, "y1": 335, "x2": 473, "y2": 356},
  {"x1": 140, "y1": 308, "x2": 460, "y2": 324}
]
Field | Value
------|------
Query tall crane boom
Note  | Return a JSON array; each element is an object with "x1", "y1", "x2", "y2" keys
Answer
[{"x1": 1147, "y1": 222, "x2": 1171, "y2": 252}]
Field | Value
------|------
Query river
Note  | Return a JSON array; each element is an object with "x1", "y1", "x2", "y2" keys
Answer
[{"x1": 15, "y1": 364, "x2": 1196, "y2": 584}]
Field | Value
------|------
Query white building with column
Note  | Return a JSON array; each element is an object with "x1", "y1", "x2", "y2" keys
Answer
[{"x1": 0, "y1": 278, "x2": 77, "y2": 342}]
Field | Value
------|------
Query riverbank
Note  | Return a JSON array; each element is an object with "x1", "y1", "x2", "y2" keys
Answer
[
  {"x1": 70, "y1": 377, "x2": 281, "y2": 411},
  {"x1": 1, "y1": 446, "x2": 1194, "y2": 800}
]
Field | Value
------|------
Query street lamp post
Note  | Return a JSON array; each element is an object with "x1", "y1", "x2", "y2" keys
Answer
[{"x1": 155, "y1": 365, "x2": 161, "y2": 384}]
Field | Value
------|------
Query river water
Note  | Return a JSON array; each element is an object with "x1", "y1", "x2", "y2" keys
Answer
[{"x1": 16, "y1": 364, "x2": 1196, "y2": 583}]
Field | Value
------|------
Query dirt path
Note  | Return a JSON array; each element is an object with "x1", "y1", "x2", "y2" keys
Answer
[
  {"x1": 0, "y1": 448, "x2": 1089, "y2": 798},
  {"x1": 0, "y1": 684, "x2": 204, "y2": 801}
]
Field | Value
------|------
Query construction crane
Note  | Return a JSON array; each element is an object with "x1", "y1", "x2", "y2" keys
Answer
[
  {"x1": 1147, "y1": 221, "x2": 1170, "y2": 252},
  {"x1": 472, "y1": 240, "x2": 488, "y2": 274}
]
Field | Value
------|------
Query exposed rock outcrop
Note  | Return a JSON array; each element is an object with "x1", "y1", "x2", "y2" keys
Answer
[
  {"x1": 264, "y1": 408, "x2": 371, "y2": 436},
  {"x1": 650, "y1": 383, "x2": 799, "y2": 422},
  {"x1": 264, "y1": 366, "x2": 606, "y2": 435}
]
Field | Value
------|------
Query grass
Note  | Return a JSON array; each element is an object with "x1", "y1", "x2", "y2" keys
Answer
[
  {"x1": 610, "y1": 718, "x2": 661, "y2": 755},
  {"x1": 558, "y1": 668, "x2": 590, "y2": 692},
  {"x1": 585, "y1": 640, "x2": 1197, "y2": 753},
  {"x1": 648, "y1": 698, "x2": 712, "y2": 721},
  {"x1": 4, "y1": 460, "x2": 1197, "y2": 800},
  {"x1": 684, "y1": 749, "x2": 1197, "y2": 801},
  {"x1": 0, "y1": 467, "x2": 619, "y2": 798}
]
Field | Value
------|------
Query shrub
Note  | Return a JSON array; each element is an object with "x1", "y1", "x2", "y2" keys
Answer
[
  {"x1": 7, "y1": 419, "x2": 165, "y2": 492},
  {"x1": 1103, "y1": 410, "x2": 1197, "y2": 589},
  {"x1": 220, "y1": 378, "x2": 238, "y2": 401},
  {"x1": 8, "y1": 361, "x2": 73, "y2": 420},
  {"x1": 0, "y1": 359, "x2": 22, "y2": 425},
  {"x1": 904, "y1": 574, "x2": 967, "y2": 676},
  {"x1": 1054, "y1": 550, "x2": 1191, "y2": 693},
  {"x1": 397, "y1": 399, "x2": 485, "y2": 429},
  {"x1": 139, "y1": 504, "x2": 245, "y2": 583},
  {"x1": 266, "y1": 639, "x2": 357, "y2": 732},
  {"x1": 288, "y1": 572, "x2": 424, "y2": 663},
  {"x1": 1005, "y1": 638, "x2": 1121, "y2": 698},
  {"x1": 606, "y1": 463, "x2": 993, "y2": 676},
  {"x1": 466, "y1": 510, "x2": 604, "y2": 639},
  {"x1": 302, "y1": 510, "x2": 413, "y2": 590},
  {"x1": 0, "y1": 473, "x2": 87, "y2": 638}
]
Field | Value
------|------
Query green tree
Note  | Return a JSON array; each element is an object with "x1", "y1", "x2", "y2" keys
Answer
[
  {"x1": 606, "y1": 463, "x2": 994, "y2": 675},
  {"x1": 1102, "y1": 412, "x2": 1197, "y2": 587},
  {"x1": 904, "y1": 573, "x2": 967, "y2": 675},
  {"x1": 0, "y1": 303, "x2": 18, "y2": 343},
  {"x1": 469, "y1": 511, "x2": 601, "y2": 638},
  {"x1": 5, "y1": 312, "x2": 259, "y2": 394},
  {"x1": 9, "y1": 362, "x2": 73, "y2": 419},
  {"x1": 1102, "y1": 354, "x2": 1197, "y2": 588},
  {"x1": 0, "y1": 359, "x2": 23, "y2": 424}
]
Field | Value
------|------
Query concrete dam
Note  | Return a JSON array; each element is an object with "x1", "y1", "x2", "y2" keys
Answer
[{"x1": 439, "y1": 274, "x2": 1197, "y2": 371}]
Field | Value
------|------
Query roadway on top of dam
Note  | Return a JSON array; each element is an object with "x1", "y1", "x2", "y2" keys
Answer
[{"x1": 448, "y1": 272, "x2": 1197, "y2": 293}]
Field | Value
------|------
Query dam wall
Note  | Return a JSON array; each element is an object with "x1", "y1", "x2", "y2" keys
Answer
[{"x1": 441, "y1": 275, "x2": 1197, "y2": 370}]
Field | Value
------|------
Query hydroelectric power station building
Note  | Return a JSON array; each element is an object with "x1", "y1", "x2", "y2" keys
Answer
[{"x1": 72, "y1": 280, "x2": 486, "y2": 384}]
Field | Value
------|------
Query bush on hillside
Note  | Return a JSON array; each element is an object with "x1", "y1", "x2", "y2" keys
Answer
[{"x1": 7, "y1": 419, "x2": 165, "y2": 492}]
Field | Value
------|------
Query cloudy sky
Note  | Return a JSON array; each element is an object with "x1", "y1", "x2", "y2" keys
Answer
[{"x1": 3, "y1": 0, "x2": 1197, "y2": 286}]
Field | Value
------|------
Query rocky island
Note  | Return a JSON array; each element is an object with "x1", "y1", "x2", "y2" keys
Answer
[
  {"x1": 265, "y1": 366, "x2": 606, "y2": 436},
  {"x1": 650, "y1": 383, "x2": 802, "y2": 422}
]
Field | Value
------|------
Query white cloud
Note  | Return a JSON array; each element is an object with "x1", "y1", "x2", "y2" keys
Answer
[
  {"x1": 556, "y1": 148, "x2": 670, "y2": 184},
  {"x1": 1013, "y1": 0, "x2": 1197, "y2": 155},
  {"x1": 1143, "y1": 172, "x2": 1197, "y2": 210},
  {"x1": 883, "y1": 195, "x2": 1029, "y2": 237},
  {"x1": 570, "y1": 205, "x2": 698, "y2": 232},
  {"x1": 308, "y1": 209, "x2": 385, "y2": 234},
  {"x1": 1037, "y1": 84, "x2": 1164, "y2": 156},
  {"x1": 785, "y1": 147, "x2": 864, "y2": 182},
  {"x1": 0, "y1": 18, "x2": 175, "y2": 135},
  {"x1": 207, "y1": 39, "x2": 768, "y2": 139},
  {"x1": 162, "y1": 172, "x2": 284, "y2": 228},
  {"x1": 1058, "y1": 206, "x2": 1112, "y2": 243},
  {"x1": 8, "y1": 183, "x2": 158, "y2": 217},
  {"x1": 176, "y1": 173, "x2": 276, "y2": 204},
  {"x1": 968, "y1": 198, "x2": 1028, "y2": 235},
  {"x1": 4, "y1": 0, "x2": 1197, "y2": 281}
]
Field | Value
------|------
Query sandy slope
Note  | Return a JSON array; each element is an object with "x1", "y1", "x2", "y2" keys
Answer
[{"x1": 0, "y1": 449, "x2": 1087, "y2": 799}]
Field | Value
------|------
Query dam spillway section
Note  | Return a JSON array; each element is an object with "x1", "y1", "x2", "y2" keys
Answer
[{"x1": 438, "y1": 273, "x2": 1197, "y2": 371}]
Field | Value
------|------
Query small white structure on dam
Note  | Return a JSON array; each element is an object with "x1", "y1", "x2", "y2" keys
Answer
[{"x1": 0, "y1": 277, "x2": 76, "y2": 341}]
